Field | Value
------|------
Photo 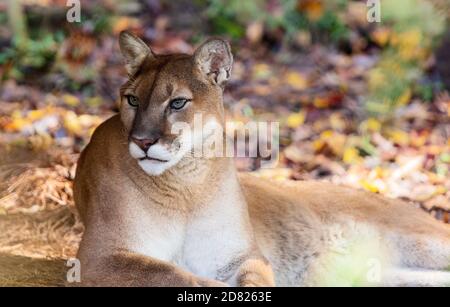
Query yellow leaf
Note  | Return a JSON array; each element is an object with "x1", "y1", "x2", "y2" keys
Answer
[
  {"x1": 252, "y1": 64, "x2": 272, "y2": 80},
  {"x1": 78, "y1": 114, "x2": 101, "y2": 127},
  {"x1": 28, "y1": 109, "x2": 46, "y2": 121},
  {"x1": 88, "y1": 127, "x2": 97, "y2": 137},
  {"x1": 64, "y1": 111, "x2": 82, "y2": 135},
  {"x1": 11, "y1": 110, "x2": 22, "y2": 120},
  {"x1": 62, "y1": 94, "x2": 80, "y2": 107},
  {"x1": 5, "y1": 118, "x2": 29, "y2": 132},
  {"x1": 285, "y1": 71, "x2": 308, "y2": 90},
  {"x1": 360, "y1": 179, "x2": 379, "y2": 193},
  {"x1": 286, "y1": 111, "x2": 306, "y2": 128},
  {"x1": 397, "y1": 29, "x2": 422, "y2": 49},
  {"x1": 396, "y1": 89, "x2": 412, "y2": 106},
  {"x1": 396, "y1": 29, "x2": 423, "y2": 61},
  {"x1": 313, "y1": 139, "x2": 325, "y2": 152},
  {"x1": 313, "y1": 96, "x2": 329, "y2": 108},
  {"x1": 371, "y1": 27, "x2": 391, "y2": 46},
  {"x1": 254, "y1": 168, "x2": 292, "y2": 181},
  {"x1": 371, "y1": 166, "x2": 386, "y2": 179},
  {"x1": 363, "y1": 118, "x2": 382, "y2": 132},
  {"x1": 343, "y1": 147, "x2": 360, "y2": 164},
  {"x1": 434, "y1": 185, "x2": 447, "y2": 196},
  {"x1": 387, "y1": 129, "x2": 409, "y2": 146},
  {"x1": 320, "y1": 130, "x2": 334, "y2": 139}
]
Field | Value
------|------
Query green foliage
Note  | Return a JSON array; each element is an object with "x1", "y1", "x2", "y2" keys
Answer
[
  {"x1": 416, "y1": 82, "x2": 439, "y2": 102},
  {"x1": 315, "y1": 10, "x2": 348, "y2": 41},
  {"x1": 277, "y1": 5, "x2": 305, "y2": 37},
  {"x1": 0, "y1": 2, "x2": 115, "y2": 82},
  {"x1": 78, "y1": 6, "x2": 113, "y2": 35},
  {"x1": 366, "y1": 0, "x2": 447, "y2": 116},
  {"x1": 205, "y1": 0, "x2": 267, "y2": 38},
  {"x1": 382, "y1": 0, "x2": 446, "y2": 39},
  {"x1": 0, "y1": 31, "x2": 63, "y2": 81},
  {"x1": 207, "y1": 0, "x2": 266, "y2": 23},
  {"x1": 0, "y1": 11, "x2": 7, "y2": 25},
  {"x1": 205, "y1": 0, "x2": 349, "y2": 43}
]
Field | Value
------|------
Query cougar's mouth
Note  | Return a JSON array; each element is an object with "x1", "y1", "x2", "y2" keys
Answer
[
  {"x1": 129, "y1": 141, "x2": 184, "y2": 176},
  {"x1": 139, "y1": 156, "x2": 169, "y2": 163}
]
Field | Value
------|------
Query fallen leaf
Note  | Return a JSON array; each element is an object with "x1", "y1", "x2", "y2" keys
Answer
[
  {"x1": 371, "y1": 27, "x2": 391, "y2": 47},
  {"x1": 62, "y1": 94, "x2": 80, "y2": 107},
  {"x1": 286, "y1": 111, "x2": 306, "y2": 128},
  {"x1": 387, "y1": 129, "x2": 410, "y2": 146},
  {"x1": 343, "y1": 147, "x2": 361, "y2": 164},
  {"x1": 298, "y1": 0, "x2": 324, "y2": 21},
  {"x1": 285, "y1": 71, "x2": 308, "y2": 90}
]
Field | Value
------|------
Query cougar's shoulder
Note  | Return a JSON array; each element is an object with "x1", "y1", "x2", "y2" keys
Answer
[
  {"x1": 77, "y1": 114, "x2": 127, "y2": 166},
  {"x1": 74, "y1": 114, "x2": 126, "y2": 221}
]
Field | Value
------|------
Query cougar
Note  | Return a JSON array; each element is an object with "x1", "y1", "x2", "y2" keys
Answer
[{"x1": 73, "y1": 31, "x2": 450, "y2": 287}]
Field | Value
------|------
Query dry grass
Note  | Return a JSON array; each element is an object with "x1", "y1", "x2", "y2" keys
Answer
[
  {"x1": 0, "y1": 146, "x2": 82, "y2": 286},
  {"x1": 0, "y1": 146, "x2": 83, "y2": 257},
  {"x1": 0, "y1": 254, "x2": 65, "y2": 287},
  {"x1": 0, "y1": 147, "x2": 77, "y2": 215},
  {"x1": 0, "y1": 208, "x2": 81, "y2": 259}
]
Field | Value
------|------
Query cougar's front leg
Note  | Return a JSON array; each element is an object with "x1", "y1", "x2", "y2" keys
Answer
[
  {"x1": 82, "y1": 249, "x2": 228, "y2": 287},
  {"x1": 233, "y1": 257, "x2": 275, "y2": 287}
]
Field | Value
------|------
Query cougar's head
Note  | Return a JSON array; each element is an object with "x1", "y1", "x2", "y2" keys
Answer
[{"x1": 118, "y1": 31, "x2": 233, "y2": 176}]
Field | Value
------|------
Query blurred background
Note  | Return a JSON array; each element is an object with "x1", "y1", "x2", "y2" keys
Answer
[{"x1": 0, "y1": 0, "x2": 449, "y2": 285}]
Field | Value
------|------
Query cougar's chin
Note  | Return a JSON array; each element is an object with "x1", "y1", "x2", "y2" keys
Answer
[
  {"x1": 128, "y1": 141, "x2": 190, "y2": 176},
  {"x1": 137, "y1": 159, "x2": 172, "y2": 176}
]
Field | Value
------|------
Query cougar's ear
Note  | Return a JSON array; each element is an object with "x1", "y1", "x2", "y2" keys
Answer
[
  {"x1": 194, "y1": 38, "x2": 233, "y2": 86},
  {"x1": 119, "y1": 31, "x2": 153, "y2": 75}
]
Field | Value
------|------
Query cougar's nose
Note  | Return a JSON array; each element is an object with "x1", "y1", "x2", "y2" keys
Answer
[{"x1": 130, "y1": 136, "x2": 159, "y2": 152}]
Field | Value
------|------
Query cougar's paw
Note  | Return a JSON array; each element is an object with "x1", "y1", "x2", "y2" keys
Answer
[
  {"x1": 236, "y1": 258, "x2": 275, "y2": 287},
  {"x1": 238, "y1": 273, "x2": 275, "y2": 287},
  {"x1": 195, "y1": 277, "x2": 229, "y2": 287}
]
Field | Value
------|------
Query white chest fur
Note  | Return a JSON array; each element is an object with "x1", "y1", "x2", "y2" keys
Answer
[
  {"x1": 127, "y1": 212, "x2": 186, "y2": 262},
  {"x1": 128, "y1": 177, "x2": 253, "y2": 283},
  {"x1": 177, "y1": 192, "x2": 252, "y2": 280}
]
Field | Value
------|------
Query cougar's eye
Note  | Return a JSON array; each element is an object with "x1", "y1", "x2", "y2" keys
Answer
[
  {"x1": 169, "y1": 98, "x2": 189, "y2": 110},
  {"x1": 126, "y1": 95, "x2": 139, "y2": 107}
]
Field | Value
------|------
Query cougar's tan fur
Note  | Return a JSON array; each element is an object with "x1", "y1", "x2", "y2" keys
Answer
[{"x1": 74, "y1": 32, "x2": 450, "y2": 287}]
